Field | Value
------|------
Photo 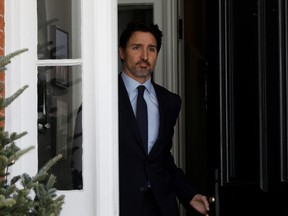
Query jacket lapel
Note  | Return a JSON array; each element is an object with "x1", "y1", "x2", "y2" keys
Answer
[
  {"x1": 119, "y1": 76, "x2": 147, "y2": 154},
  {"x1": 148, "y1": 83, "x2": 167, "y2": 156}
]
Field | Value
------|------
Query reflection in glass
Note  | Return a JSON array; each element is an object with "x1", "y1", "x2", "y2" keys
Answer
[
  {"x1": 37, "y1": 66, "x2": 82, "y2": 190},
  {"x1": 37, "y1": 0, "x2": 81, "y2": 59}
]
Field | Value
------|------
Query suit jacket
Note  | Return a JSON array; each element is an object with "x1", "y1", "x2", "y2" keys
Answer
[{"x1": 119, "y1": 74, "x2": 197, "y2": 216}]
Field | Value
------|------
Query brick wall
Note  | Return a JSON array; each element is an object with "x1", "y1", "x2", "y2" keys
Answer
[{"x1": 0, "y1": 0, "x2": 4, "y2": 127}]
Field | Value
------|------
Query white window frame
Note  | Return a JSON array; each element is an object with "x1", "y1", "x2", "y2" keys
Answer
[{"x1": 5, "y1": 0, "x2": 119, "y2": 215}]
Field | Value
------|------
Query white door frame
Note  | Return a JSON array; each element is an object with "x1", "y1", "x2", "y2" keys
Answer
[
  {"x1": 5, "y1": 0, "x2": 118, "y2": 215},
  {"x1": 5, "y1": 0, "x2": 184, "y2": 215}
]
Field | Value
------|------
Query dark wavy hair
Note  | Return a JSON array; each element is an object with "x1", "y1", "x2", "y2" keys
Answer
[{"x1": 119, "y1": 21, "x2": 163, "y2": 53}]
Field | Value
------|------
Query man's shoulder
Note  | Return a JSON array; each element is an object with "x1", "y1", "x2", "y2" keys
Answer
[
  {"x1": 153, "y1": 82, "x2": 181, "y2": 102},
  {"x1": 153, "y1": 83, "x2": 180, "y2": 96}
]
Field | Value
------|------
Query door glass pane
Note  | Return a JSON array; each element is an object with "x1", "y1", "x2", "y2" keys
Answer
[
  {"x1": 37, "y1": 0, "x2": 81, "y2": 59},
  {"x1": 37, "y1": 66, "x2": 82, "y2": 190}
]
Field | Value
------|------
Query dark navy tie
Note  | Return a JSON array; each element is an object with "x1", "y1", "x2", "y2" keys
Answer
[{"x1": 136, "y1": 85, "x2": 148, "y2": 153}]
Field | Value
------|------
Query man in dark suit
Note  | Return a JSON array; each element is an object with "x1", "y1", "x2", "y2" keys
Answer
[{"x1": 118, "y1": 21, "x2": 209, "y2": 216}]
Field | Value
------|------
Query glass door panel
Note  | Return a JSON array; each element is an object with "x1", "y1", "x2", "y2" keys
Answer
[
  {"x1": 38, "y1": 65, "x2": 82, "y2": 190},
  {"x1": 37, "y1": 0, "x2": 82, "y2": 190},
  {"x1": 37, "y1": 0, "x2": 81, "y2": 59}
]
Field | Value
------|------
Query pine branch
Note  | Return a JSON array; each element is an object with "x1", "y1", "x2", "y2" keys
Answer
[
  {"x1": 33, "y1": 154, "x2": 62, "y2": 183},
  {"x1": 0, "y1": 131, "x2": 28, "y2": 148},
  {"x1": 8, "y1": 132, "x2": 28, "y2": 145},
  {"x1": 7, "y1": 146, "x2": 34, "y2": 167},
  {"x1": 0, "y1": 48, "x2": 28, "y2": 69},
  {"x1": 0, "y1": 195, "x2": 16, "y2": 208},
  {"x1": 0, "y1": 85, "x2": 29, "y2": 109},
  {"x1": 0, "y1": 49, "x2": 65, "y2": 215},
  {"x1": 0, "y1": 130, "x2": 11, "y2": 147},
  {"x1": 33, "y1": 174, "x2": 65, "y2": 216}
]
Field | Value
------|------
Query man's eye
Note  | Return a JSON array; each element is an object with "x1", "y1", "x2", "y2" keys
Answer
[
  {"x1": 132, "y1": 46, "x2": 139, "y2": 50},
  {"x1": 149, "y1": 48, "x2": 156, "y2": 52}
]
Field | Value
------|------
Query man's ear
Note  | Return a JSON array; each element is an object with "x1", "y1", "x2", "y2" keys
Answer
[{"x1": 119, "y1": 47, "x2": 125, "y2": 61}]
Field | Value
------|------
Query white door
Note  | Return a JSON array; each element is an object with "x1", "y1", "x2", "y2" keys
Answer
[{"x1": 5, "y1": 0, "x2": 118, "y2": 216}]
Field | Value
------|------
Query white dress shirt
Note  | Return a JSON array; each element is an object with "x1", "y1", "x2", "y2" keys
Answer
[{"x1": 121, "y1": 72, "x2": 159, "y2": 153}]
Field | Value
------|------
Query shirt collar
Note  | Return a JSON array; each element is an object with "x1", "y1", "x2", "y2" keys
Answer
[{"x1": 121, "y1": 71, "x2": 153, "y2": 94}]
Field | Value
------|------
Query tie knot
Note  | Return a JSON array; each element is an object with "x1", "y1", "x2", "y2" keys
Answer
[{"x1": 138, "y1": 85, "x2": 145, "y2": 96}]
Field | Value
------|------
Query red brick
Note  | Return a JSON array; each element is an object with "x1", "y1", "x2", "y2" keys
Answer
[
  {"x1": 0, "y1": 16, "x2": 4, "y2": 32},
  {"x1": 0, "y1": 0, "x2": 4, "y2": 15}
]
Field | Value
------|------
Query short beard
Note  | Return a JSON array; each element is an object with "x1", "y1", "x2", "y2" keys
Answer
[
  {"x1": 123, "y1": 61, "x2": 154, "y2": 79},
  {"x1": 133, "y1": 68, "x2": 153, "y2": 78}
]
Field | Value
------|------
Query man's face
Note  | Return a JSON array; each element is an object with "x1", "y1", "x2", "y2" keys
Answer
[{"x1": 120, "y1": 31, "x2": 158, "y2": 83}]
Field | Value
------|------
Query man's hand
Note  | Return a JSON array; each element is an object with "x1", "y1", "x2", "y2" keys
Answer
[{"x1": 189, "y1": 194, "x2": 210, "y2": 215}]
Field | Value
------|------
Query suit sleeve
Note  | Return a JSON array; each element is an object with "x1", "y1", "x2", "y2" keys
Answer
[{"x1": 167, "y1": 95, "x2": 198, "y2": 208}]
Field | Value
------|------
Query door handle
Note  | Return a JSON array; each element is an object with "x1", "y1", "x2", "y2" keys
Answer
[
  {"x1": 38, "y1": 123, "x2": 51, "y2": 129},
  {"x1": 209, "y1": 196, "x2": 215, "y2": 203},
  {"x1": 204, "y1": 197, "x2": 216, "y2": 216}
]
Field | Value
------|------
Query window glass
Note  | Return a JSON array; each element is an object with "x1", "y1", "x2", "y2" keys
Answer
[
  {"x1": 37, "y1": 0, "x2": 82, "y2": 190},
  {"x1": 38, "y1": 66, "x2": 82, "y2": 190},
  {"x1": 37, "y1": 0, "x2": 81, "y2": 59}
]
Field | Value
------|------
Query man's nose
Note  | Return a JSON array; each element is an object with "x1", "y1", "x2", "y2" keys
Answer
[{"x1": 140, "y1": 49, "x2": 148, "y2": 60}]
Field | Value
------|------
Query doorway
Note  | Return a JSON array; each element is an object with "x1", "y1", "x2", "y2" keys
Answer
[
  {"x1": 118, "y1": 0, "x2": 210, "y2": 216},
  {"x1": 183, "y1": 0, "x2": 209, "y2": 215}
]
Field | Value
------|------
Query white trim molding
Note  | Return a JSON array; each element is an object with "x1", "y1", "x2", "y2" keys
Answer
[{"x1": 5, "y1": 0, "x2": 119, "y2": 215}]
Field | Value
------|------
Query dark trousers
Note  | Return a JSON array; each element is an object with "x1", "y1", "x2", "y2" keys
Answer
[{"x1": 139, "y1": 188, "x2": 162, "y2": 216}]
